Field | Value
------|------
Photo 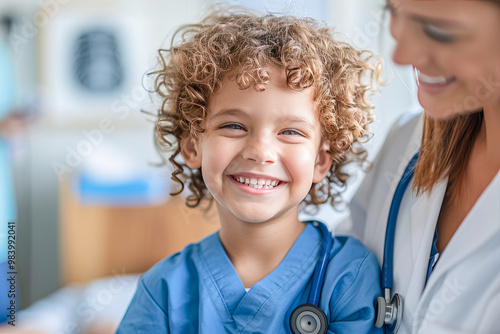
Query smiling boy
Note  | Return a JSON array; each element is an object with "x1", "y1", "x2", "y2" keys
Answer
[{"x1": 117, "y1": 11, "x2": 383, "y2": 334}]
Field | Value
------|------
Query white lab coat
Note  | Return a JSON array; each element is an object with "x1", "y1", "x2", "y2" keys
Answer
[{"x1": 342, "y1": 110, "x2": 500, "y2": 334}]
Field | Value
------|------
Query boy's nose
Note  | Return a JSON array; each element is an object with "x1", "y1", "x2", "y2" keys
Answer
[{"x1": 241, "y1": 134, "x2": 277, "y2": 164}]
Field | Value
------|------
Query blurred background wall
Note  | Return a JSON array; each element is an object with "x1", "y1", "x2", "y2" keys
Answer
[{"x1": 0, "y1": 0, "x2": 418, "y2": 310}]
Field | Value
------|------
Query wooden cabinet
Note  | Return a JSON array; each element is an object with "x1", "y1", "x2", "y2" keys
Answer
[{"x1": 60, "y1": 182, "x2": 219, "y2": 284}]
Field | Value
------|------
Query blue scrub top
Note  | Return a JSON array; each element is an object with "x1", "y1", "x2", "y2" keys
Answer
[{"x1": 117, "y1": 223, "x2": 383, "y2": 333}]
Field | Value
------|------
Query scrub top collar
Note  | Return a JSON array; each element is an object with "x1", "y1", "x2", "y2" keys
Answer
[{"x1": 197, "y1": 223, "x2": 322, "y2": 330}]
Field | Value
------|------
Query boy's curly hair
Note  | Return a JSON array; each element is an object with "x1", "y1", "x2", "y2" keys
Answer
[{"x1": 152, "y1": 9, "x2": 382, "y2": 209}]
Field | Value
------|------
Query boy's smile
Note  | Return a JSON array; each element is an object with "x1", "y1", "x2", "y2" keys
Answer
[
  {"x1": 229, "y1": 173, "x2": 285, "y2": 194},
  {"x1": 182, "y1": 66, "x2": 332, "y2": 227}
]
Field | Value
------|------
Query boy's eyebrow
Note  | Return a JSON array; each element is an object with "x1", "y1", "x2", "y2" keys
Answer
[{"x1": 210, "y1": 108, "x2": 243, "y2": 119}]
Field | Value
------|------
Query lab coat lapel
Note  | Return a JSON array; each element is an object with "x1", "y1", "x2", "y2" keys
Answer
[
  {"x1": 409, "y1": 178, "x2": 447, "y2": 266},
  {"x1": 403, "y1": 179, "x2": 446, "y2": 326},
  {"x1": 420, "y1": 170, "x2": 500, "y2": 298}
]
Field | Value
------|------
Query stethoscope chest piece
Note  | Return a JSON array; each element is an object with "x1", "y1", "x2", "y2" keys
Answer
[
  {"x1": 375, "y1": 290, "x2": 403, "y2": 333},
  {"x1": 290, "y1": 304, "x2": 328, "y2": 334}
]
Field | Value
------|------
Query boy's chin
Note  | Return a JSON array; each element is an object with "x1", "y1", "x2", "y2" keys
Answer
[
  {"x1": 229, "y1": 208, "x2": 293, "y2": 225},
  {"x1": 232, "y1": 213, "x2": 280, "y2": 224}
]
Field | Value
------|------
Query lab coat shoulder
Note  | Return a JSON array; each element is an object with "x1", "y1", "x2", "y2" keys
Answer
[
  {"x1": 346, "y1": 110, "x2": 423, "y2": 249},
  {"x1": 325, "y1": 236, "x2": 384, "y2": 334}
]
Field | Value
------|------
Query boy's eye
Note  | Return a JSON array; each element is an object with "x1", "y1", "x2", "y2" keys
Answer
[
  {"x1": 280, "y1": 129, "x2": 305, "y2": 136},
  {"x1": 220, "y1": 123, "x2": 245, "y2": 131},
  {"x1": 423, "y1": 23, "x2": 456, "y2": 43}
]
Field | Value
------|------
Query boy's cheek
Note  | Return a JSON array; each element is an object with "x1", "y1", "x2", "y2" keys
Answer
[{"x1": 284, "y1": 151, "x2": 317, "y2": 177}]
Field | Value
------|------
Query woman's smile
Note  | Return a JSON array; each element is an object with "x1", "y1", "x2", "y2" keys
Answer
[{"x1": 418, "y1": 70, "x2": 457, "y2": 95}]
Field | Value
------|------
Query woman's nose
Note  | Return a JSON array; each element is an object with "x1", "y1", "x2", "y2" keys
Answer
[
  {"x1": 390, "y1": 15, "x2": 429, "y2": 68},
  {"x1": 241, "y1": 133, "x2": 277, "y2": 164}
]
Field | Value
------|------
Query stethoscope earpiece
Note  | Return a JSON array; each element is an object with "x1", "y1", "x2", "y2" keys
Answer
[{"x1": 290, "y1": 304, "x2": 328, "y2": 334}]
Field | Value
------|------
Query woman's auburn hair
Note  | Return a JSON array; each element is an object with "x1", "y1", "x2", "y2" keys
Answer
[
  {"x1": 152, "y1": 10, "x2": 382, "y2": 208},
  {"x1": 414, "y1": 110, "x2": 483, "y2": 199}
]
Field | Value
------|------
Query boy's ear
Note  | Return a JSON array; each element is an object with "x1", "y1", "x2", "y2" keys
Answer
[
  {"x1": 180, "y1": 136, "x2": 202, "y2": 169},
  {"x1": 313, "y1": 141, "x2": 333, "y2": 183}
]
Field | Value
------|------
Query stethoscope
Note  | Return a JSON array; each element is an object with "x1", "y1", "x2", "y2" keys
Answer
[
  {"x1": 374, "y1": 152, "x2": 419, "y2": 333},
  {"x1": 290, "y1": 220, "x2": 333, "y2": 334},
  {"x1": 289, "y1": 153, "x2": 419, "y2": 334}
]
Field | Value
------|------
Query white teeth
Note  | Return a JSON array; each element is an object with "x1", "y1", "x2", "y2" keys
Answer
[
  {"x1": 419, "y1": 73, "x2": 448, "y2": 84},
  {"x1": 234, "y1": 176, "x2": 280, "y2": 189}
]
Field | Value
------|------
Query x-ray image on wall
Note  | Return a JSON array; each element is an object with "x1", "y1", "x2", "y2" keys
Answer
[
  {"x1": 40, "y1": 10, "x2": 153, "y2": 125},
  {"x1": 73, "y1": 29, "x2": 124, "y2": 93}
]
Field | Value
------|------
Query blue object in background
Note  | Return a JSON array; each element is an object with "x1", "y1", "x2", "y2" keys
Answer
[
  {"x1": 75, "y1": 169, "x2": 169, "y2": 207},
  {"x1": 0, "y1": 37, "x2": 17, "y2": 323},
  {"x1": 0, "y1": 41, "x2": 15, "y2": 120}
]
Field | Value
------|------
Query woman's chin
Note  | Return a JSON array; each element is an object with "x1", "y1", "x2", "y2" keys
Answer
[{"x1": 422, "y1": 104, "x2": 483, "y2": 121}]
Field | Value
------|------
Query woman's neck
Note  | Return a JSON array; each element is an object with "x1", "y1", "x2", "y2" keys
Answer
[{"x1": 481, "y1": 103, "x2": 500, "y2": 167}]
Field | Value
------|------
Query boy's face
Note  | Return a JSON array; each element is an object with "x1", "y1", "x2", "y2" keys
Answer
[{"x1": 182, "y1": 67, "x2": 332, "y2": 225}]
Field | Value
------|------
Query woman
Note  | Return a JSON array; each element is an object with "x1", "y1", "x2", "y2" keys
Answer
[{"x1": 345, "y1": 1, "x2": 500, "y2": 333}]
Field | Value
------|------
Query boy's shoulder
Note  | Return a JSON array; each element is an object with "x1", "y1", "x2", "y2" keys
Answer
[
  {"x1": 139, "y1": 230, "x2": 219, "y2": 287},
  {"x1": 329, "y1": 234, "x2": 380, "y2": 273},
  {"x1": 331, "y1": 234, "x2": 373, "y2": 256}
]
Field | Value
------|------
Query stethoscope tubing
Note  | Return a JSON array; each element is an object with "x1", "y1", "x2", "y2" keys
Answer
[
  {"x1": 381, "y1": 152, "x2": 419, "y2": 290},
  {"x1": 307, "y1": 221, "x2": 333, "y2": 306}
]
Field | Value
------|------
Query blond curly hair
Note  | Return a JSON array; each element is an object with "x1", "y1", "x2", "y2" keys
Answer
[{"x1": 152, "y1": 10, "x2": 382, "y2": 209}]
